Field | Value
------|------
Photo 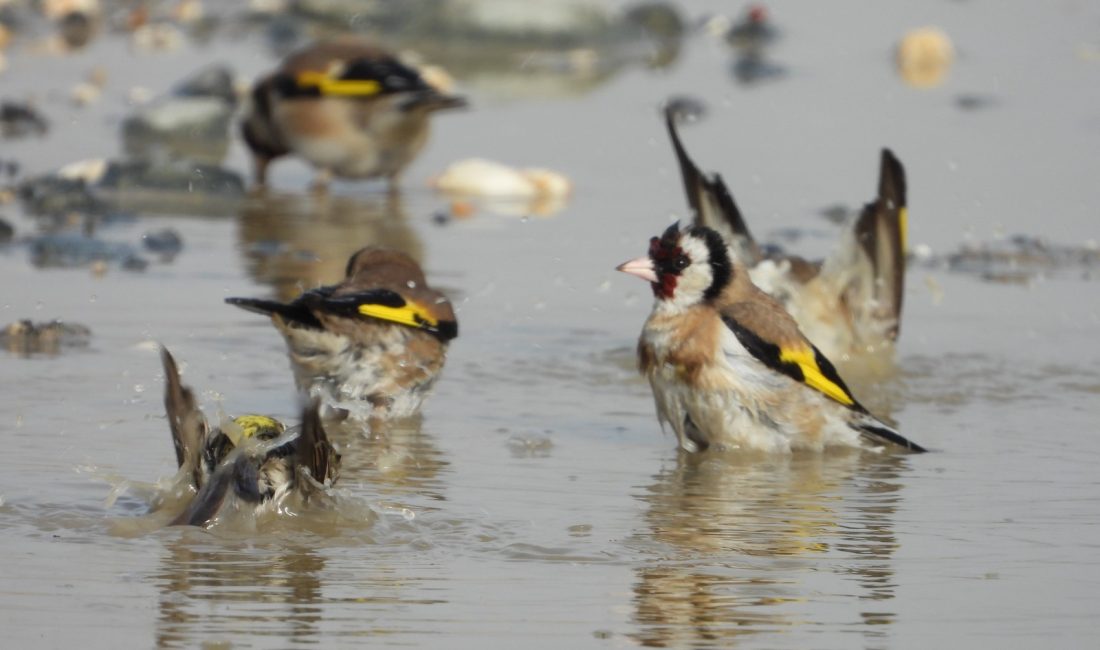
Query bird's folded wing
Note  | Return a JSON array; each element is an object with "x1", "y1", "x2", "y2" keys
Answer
[
  {"x1": 307, "y1": 289, "x2": 459, "y2": 340},
  {"x1": 719, "y1": 306, "x2": 857, "y2": 407},
  {"x1": 294, "y1": 57, "x2": 430, "y2": 98}
]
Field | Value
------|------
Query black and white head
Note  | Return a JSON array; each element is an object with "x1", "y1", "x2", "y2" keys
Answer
[{"x1": 617, "y1": 223, "x2": 733, "y2": 311}]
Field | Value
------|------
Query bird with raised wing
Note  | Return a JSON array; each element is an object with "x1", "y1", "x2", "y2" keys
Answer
[
  {"x1": 160, "y1": 346, "x2": 340, "y2": 527},
  {"x1": 665, "y1": 105, "x2": 907, "y2": 367},
  {"x1": 617, "y1": 223, "x2": 926, "y2": 454}
]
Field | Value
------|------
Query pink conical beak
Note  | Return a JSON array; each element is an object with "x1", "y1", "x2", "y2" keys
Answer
[{"x1": 616, "y1": 256, "x2": 658, "y2": 283}]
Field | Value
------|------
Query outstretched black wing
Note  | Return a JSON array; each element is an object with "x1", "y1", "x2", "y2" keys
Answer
[
  {"x1": 665, "y1": 103, "x2": 760, "y2": 264},
  {"x1": 160, "y1": 346, "x2": 208, "y2": 489},
  {"x1": 224, "y1": 286, "x2": 337, "y2": 330},
  {"x1": 852, "y1": 148, "x2": 907, "y2": 340}
]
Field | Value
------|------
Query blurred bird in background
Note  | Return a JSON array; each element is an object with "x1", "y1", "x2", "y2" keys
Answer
[{"x1": 241, "y1": 37, "x2": 466, "y2": 190}]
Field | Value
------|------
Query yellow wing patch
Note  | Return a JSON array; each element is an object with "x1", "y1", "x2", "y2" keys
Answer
[
  {"x1": 296, "y1": 71, "x2": 382, "y2": 97},
  {"x1": 778, "y1": 346, "x2": 855, "y2": 406},
  {"x1": 898, "y1": 206, "x2": 909, "y2": 253},
  {"x1": 358, "y1": 301, "x2": 438, "y2": 329},
  {"x1": 224, "y1": 415, "x2": 285, "y2": 446}
]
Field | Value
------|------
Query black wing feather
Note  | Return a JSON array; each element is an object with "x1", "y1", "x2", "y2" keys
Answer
[
  {"x1": 225, "y1": 293, "x2": 327, "y2": 330},
  {"x1": 301, "y1": 288, "x2": 406, "y2": 317},
  {"x1": 664, "y1": 105, "x2": 760, "y2": 263},
  {"x1": 720, "y1": 316, "x2": 927, "y2": 452},
  {"x1": 853, "y1": 148, "x2": 907, "y2": 339},
  {"x1": 720, "y1": 314, "x2": 806, "y2": 384}
]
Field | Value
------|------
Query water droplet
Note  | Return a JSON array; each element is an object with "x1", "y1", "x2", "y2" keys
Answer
[
  {"x1": 89, "y1": 294, "x2": 97, "y2": 303},
  {"x1": 133, "y1": 384, "x2": 145, "y2": 393},
  {"x1": 406, "y1": 280, "x2": 417, "y2": 289}
]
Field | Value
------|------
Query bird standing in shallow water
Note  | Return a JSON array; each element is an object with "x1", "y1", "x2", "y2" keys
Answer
[
  {"x1": 665, "y1": 105, "x2": 907, "y2": 369},
  {"x1": 226, "y1": 247, "x2": 458, "y2": 420},
  {"x1": 240, "y1": 37, "x2": 466, "y2": 190},
  {"x1": 160, "y1": 347, "x2": 340, "y2": 527},
  {"x1": 617, "y1": 223, "x2": 926, "y2": 454}
]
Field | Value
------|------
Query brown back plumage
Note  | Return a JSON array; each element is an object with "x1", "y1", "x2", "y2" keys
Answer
[
  {"x1": 278, "y1": 38, "x2": 395, "y2": 76},
  {"x1": 338, "y1": 247, "x2": 456, "y2": 326},
  {"x1": 717, "y1": 265, "x2": 809, "y2": 351}
]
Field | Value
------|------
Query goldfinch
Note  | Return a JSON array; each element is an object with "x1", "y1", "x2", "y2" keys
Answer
[
  {"x1": 617, "y1": 223, "x2": 926, "y2": 454},
  {"x1": 241, "y1": 38, "x2": 467, "y2": 189},
  {"x1": 160, "y1": 347, "x2": 340, "y2": 527},
  {"x1": 665, "y1": 106, "x2": 906, "y2": 368},
  {"x1": 225, "y1": 247, "x2": 458, "y2": 419}
]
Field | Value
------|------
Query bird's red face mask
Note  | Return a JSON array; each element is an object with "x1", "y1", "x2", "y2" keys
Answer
[{"x1": 617, "y1": 223, "x2": 690, "y2": 299}]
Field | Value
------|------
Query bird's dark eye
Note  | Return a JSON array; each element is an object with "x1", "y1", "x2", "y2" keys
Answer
[{"x1": 673, "y1": 254, "x2": 690, "y2": 270}]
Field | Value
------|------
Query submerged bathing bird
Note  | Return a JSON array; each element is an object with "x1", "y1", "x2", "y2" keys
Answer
[
  {"x1": 665, "y1": 106, "x2": 907, "y2": 366},
  {"x1": 617, "y1": 223, "x2": 926, "y2": 454},
  {"x1": 160, "y1": 347, "x2": 340, "y2": 527},
  {"x1": 240, "y1": 38, "x2": 467, "y2": 189},
  {"x1": 226, "y1": 247, "x2": 458, "y2": 419}
]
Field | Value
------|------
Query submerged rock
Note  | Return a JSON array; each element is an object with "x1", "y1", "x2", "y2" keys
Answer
[
  {"x1": 98, "y1": 159, "x2": 244, "y2": 196},
  {"x1": 0, "y1": 216, "x2": 13, "y2": 243},
  {"x1": 141, "y1": 227, "x2": 183, "y2": 257},
  {"x1": 120, "y1": 65, "x2": 237, "y2": 163},
  {"x1": 28, "y1": 231, "x2": 146, "y2": 270},
  {"x1": 121, "y1": 97, "x2": 234, "y2": 163},
  {"x1": 0, "y1": 101, "x2": 49, "y2": 138},
  {"x1": 172, "y1": 65, "x2": 237, "y2": 105},
  {"x1": 18, "y1": 174, "x2": 106, "y2": 216},
  {"x1": 923, "y1": 235, "x2": 1100, "y2": 283},
  {"x1": 1, "y1": 319, "x2": 92, "y2": 356}
]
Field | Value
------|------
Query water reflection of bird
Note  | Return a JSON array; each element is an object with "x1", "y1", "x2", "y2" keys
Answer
[
  {"x1": 630, "y1": 451, "x2": 906, "y2": 646},
  {"x1": 160, "y1": 346, "x2": 340, "y2": 527},
  {"x1": 617, "y1": 223, "x2": 925, "y2": 453},
  {"x1": 665, "y1": 106, "x2": 907, "y2": 374},
  {"x1": 235, "y1": 191, "x2": 422, "y2": 302},
  {"x1": 240, "y1": 37, "x2": 466, "y2": 190},
  {"x1": 226, "y1": 247, "x2": 458, "y2": 421},
  {"x1": 154, "y1": 540, "x2": 327, "y2": 646}
]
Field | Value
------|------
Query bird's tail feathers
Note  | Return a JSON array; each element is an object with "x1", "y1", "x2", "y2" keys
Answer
[
  {"x1": 399, "y1": 91, "x2": 467, "y2": 112},
  {"x1": 852, "y1": 410, "x2": 926, "y2": 453},
  {"x1": 225, "y1": 297, "x2": 323, "y2": 329}
]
